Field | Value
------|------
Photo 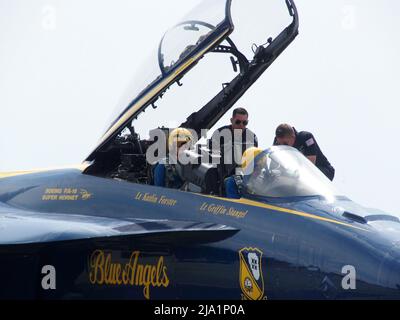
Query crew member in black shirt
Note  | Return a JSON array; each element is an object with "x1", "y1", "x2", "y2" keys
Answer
[
  {"x1": 273, "y1": 124, "x2": 335, "y2": 181},
  {"x1": 210, "y1": 108, "x2": 258, "y2": 188}
]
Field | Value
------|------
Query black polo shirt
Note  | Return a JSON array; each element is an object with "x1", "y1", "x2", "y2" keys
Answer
[
  {"x1": 211, "y1": 125, "x2": 258, "y2": 152},
  {"x1": 274, "y1": 128, "x2": 333, "y2": 173},
  {"x1": 210, "y1": 125, "x2": 258, "y2": 177}
]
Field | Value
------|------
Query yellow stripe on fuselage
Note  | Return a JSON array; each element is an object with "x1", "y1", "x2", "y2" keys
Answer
[
  {"x1": 96, "y1": 30, "x2": 230, "y2": 151},
  {"x1": 0, "y1": 165, "x2": 366, "y2": 231},
  {"x1": 0, "y1": 163, "x2": 90, "y2": 179},
  {"x1": 197, "y1": 194, "x2": 368, "y2": 231}
]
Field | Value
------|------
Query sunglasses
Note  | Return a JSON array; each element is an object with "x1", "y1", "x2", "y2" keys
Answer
[{"x1": 234, "y1": 120, "x2": 249, "y2": 126}]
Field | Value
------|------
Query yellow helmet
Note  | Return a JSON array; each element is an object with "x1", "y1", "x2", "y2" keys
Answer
[
  {"x1": 168, "y1": 128, "x2": 194, "y2": 151},
  {"x1": 241, "y1": 147, "x2": 263, "y2": 170}
]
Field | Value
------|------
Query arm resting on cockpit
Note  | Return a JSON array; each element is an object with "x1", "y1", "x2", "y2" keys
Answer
[
  {"x1": 225, "y1": 176, "x2": 241, "y2": 199},
  {"x1": 154, "y1": 163, "x2": 166, "y2": 187}
]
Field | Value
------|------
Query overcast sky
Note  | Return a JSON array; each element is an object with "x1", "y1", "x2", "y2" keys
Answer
[{"x1": 0, "y1": 0, "x2": 399, "y2": 214}]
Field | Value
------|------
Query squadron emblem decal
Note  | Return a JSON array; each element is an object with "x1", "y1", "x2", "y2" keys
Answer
[{"x1": 239, "y1": 247, "x2": 265, "y2": 300}]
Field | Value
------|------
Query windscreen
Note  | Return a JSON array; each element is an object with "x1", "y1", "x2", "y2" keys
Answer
[{"x1": 243, "y1": 146, "x2": 340, "y2": 202}]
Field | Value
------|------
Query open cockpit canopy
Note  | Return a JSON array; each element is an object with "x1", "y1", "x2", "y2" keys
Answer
[{"x1": 86, "y1": 0, "x2": 299, "y2": 161}]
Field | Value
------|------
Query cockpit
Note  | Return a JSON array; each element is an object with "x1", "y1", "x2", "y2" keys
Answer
[{"x1": 83, "y1": 0, "x2": 300, "y2": 198}]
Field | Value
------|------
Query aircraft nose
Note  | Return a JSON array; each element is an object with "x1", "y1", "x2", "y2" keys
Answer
[{"x1": 375, "y1": 243, "x2": 400, "y2": 295}]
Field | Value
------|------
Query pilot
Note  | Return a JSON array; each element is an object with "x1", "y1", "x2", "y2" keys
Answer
[
  {"x1": 225, "y1": 147, "x2": 264, "y2": 199},
  {"x1": 209, "y1": 108, "x2": 259, "y2": 191},
  {"x1": 273, "y1": 124, "x2": 335, "y2": 181},
  {"x1": 154, "y1": 128, "x2": 194, "y2": 189}
]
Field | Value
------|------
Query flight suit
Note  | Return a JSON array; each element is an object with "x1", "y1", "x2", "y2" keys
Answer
[{"x1": 154, "y1": 159, "x2": 184, "y2": 189}]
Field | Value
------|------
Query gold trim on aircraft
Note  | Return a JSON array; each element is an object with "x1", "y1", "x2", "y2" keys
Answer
[
  {"x1": 197, "y1": 194, "x2": 368, "y2": 231},
  {"x1": 0, "y1": 163, "x2": 90, "y2": 179},
  {"x1": 96, "y1": 30, "x2": 231, "y2": 151}
]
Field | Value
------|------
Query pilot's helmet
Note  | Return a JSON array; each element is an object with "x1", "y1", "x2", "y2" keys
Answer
[
  {"x1": 168, "y1": 128, "x2": 194, "y2": 152},
  {"x1": 241, "y1": 147, "x2": 264, "y2": 175}
]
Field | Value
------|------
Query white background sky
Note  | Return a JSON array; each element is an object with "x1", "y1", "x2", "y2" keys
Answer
[{"x1": 0, "y1": 0, "x2": 399, "y2": 214}]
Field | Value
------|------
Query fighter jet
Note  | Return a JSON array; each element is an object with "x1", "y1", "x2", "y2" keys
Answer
[{"x1": 1, "y1": 0, "x2": 400, "y2": 300}]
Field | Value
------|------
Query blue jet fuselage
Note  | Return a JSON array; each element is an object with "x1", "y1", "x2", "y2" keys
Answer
[{"x1": 0, "y1": 168, "x2": 399, "y2": 299}]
